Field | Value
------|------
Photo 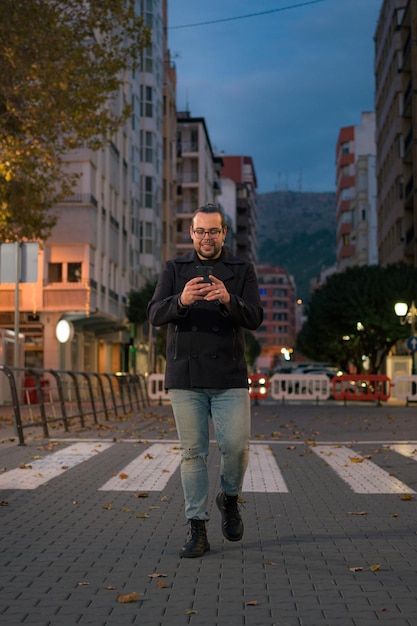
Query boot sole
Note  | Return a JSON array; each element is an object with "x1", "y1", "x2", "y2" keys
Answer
[{"x1": 179, "y1": 544, "x2": 210, "y2": 558}]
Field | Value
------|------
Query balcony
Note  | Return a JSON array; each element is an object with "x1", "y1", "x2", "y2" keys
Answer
[
  {"x1": 60, "y1": 193, "x2": 98, "y2": 208},
  {"x1": 177, "y1": 172, "x2": 199, "y2": 184}
]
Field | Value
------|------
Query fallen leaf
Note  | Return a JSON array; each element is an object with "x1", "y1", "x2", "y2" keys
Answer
[
  {"x1": 144, "y1": 453, "x2": 154, "y2": 460},
  {"x1": 148, "y1": 573, "x2": 167, "y2": 578},
  {"x1": 0, "y1": 500, "x2": 9, "y2": 506},
  {"x1": 369, "y1": 563, "x2": 381, "y2": 572},
  {"x1": 121, "y1": 507, "x2": 131, "y2": 513},
  {"x1": 348, "y1": 511, "x2": 367, "y2": 516},
  {"x1": 401, "y1": 493, "x2": 414, "y2": 501},
  {"x1": 246, "y1": 600, "x2": 259, "y2": 606},
  {"x1": 119, "y1": 473, "x2": 129, "y2": 480},
  {"x1": 287, "y1": 446, "x2": 296, "y2": 451},
  {"x1": 349, "y1": 567, "x2": 363, "y2": 572},
  {"x1": 117, "y1": 592, "x2": 139, "y2": 603},
  {"x1": 136, "y1": 513, "x2": 150, "y2": 518},
  {"x1": 19, "y1": 463, "x2": 32, "y2": 470},
  {"x1": 134, "y1": 492, "x2": 149, "y2": 498},
  {"x1": 77, "y1": 581, "x2": 90, "y2": 586},
  {"x1": 105, "y1": 585, "x2": 116, "y2": 590},
  {"x1": 185, "y1": 610, "x2": 198, "y2": 615},
  {"x1": 103, "y1": 502, "x2": 113, "y2": 510},
  {"x1": 391, "y1": 513, "x2": 399, "y2": 517},
  {"x1": 157, "y1": 579, "x2": 169, "y2": 589}
]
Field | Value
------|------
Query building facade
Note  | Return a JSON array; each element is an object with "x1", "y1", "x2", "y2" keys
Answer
[
  {"x1": 219, "y1": 156, "x2": 258, "y2": 264},
  {"x1": 375, "y1": 0, "x2": 417, "y2": 267},
  {"x1": 335, "y1": 112, "x2": 376, "y2": 271},
  {"x1": 253, "y1": 264, "x2": 296, "y2": 370},
  {"x1": 0, "y1": 0, "x2": 165, "y2": 374},
  {"x1": 175, "y1": 111, "x2": 223, "y2": 256},
  {"x1": 350, "y1": 154, "x2": 378, "y2": 266}
]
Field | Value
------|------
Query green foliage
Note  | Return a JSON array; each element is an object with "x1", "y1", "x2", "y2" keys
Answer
[
  {"x1": 296, "y1": 263, "x2": 417, "y2": 373},
  {"x1": 0, "y1": 0, "x2": 151, "y2": 241},
  {"x1": 126, "y1": 282, "x2": 157, "y2": 325},
  {"x1": 245, "y1": 331, "x2": 261, "y2": 367},
  {"x1": 259, "y1": 229, "x2": 336, "y2": 303}
]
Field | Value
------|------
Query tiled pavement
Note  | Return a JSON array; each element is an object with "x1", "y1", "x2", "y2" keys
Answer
[{"x1": 1, "y1": 401, "x2": 417, "y2": 625}]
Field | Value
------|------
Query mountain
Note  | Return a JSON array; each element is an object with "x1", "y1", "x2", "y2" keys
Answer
[{"x1": 256, "y1": 190, "x2": 337, "y2": 302}]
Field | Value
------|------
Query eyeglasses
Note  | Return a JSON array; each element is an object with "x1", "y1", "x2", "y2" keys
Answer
[{"x1": 192, "y1": 228, "x2": 223, "y2": 239}]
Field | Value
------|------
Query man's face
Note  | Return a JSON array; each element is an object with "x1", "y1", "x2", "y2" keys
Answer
[{"x1": 190, "y1": 211, "x2": 226, "y2": 260}]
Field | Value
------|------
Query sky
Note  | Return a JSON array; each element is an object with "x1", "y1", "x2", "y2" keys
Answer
[{"x1": 167, "y1": 0, "x2": 383, "y2": 194}]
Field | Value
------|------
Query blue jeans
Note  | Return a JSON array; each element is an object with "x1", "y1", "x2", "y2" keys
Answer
[{"x1": 168, "y1": 388, "x2": 251, "y2": 521}]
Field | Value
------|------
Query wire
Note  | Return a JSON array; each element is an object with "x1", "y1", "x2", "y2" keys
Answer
[{"x1": 169, "y1": 0, "x2": 327, "y2": 30}]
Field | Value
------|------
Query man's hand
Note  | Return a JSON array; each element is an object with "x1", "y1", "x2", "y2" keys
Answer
[
  {"x1": 179, "y1": 277, "x2": 213, "y2": 307},
  {"x1": 179, "y1": 276, "x2": 230, "y2": 308},
  {"x1": 204, "y1": 275, "x2": 231, "y2": 307}
]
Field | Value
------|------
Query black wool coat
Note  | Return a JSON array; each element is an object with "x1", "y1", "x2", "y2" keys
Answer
[{"x1": 146, "y1": 248, "x2": 263, "y2": 390}]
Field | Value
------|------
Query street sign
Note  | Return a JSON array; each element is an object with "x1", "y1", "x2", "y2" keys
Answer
[
  {"x1": 406, "y1": 336, "x2": 417, "y2": 351},
  {"x1": 0, "y1": 242, "x2": 38, "y2": 283}
]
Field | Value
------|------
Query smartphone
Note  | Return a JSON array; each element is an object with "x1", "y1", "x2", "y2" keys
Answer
[{"x1": 196, "y1": 265, "x2": 213, "y2": 283}]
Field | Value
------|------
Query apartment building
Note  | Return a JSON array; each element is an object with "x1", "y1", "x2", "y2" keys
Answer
[
  {"x1": 175, "y1": 111, "x2": 223, "y2": 256},
  {"x1": 0, "y1": 0, "x2": 165, "y2": 374},
  {"x1": 335, "y1": 111, "x2": 376, "y2": 270},
  {"x1": 219, "y1": 156, "x2": 258, "y2": 264},
  {"x1": 254, "y1": 264, "x2": 296, "y2": 370},
  {"x1": 161, "y1": 1, "x2": 177, "y2": 264},
  {"x1": 350, "y1": 154, "x2": 378, "y2": 266},
  {"x1": 375, "y1": 0, "x2": 417, "y2": 266}
]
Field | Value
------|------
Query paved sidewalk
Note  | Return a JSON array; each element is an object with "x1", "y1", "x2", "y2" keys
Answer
[{"x1": 1, "y1": 401, "x2": 417, "y2": 625}]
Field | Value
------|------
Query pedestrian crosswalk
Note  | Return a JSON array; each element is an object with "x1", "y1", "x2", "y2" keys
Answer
[
  {"x1": 1, "y1": 440, "x2": 416, "y2": 495},
  {"x1": 311, "y1": 445, "x2": 415, "y2": 494}
]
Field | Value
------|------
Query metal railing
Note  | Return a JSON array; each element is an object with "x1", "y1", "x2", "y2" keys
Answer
[{"x1": 0, "y1": 365, "x2": 149, "y2": 446}]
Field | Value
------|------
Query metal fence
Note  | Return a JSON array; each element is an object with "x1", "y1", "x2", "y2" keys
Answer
[{"x1": 0, "y1": 365, "x2": 149, "y2": 446}]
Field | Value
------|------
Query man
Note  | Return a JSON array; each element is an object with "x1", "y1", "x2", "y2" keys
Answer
[{"x1": 147, "y1": 203, "x2": 263, "y2": 557}]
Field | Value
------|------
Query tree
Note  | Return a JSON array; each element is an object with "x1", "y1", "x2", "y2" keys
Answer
[
  {"x1": 0, "y1": 0, "x2": 151, "y2": 242},
  {"x1": 245, "y1": 331, "x2": 261, "y2": 368},
  {"x1": 126, "y1": 282, "x2": 157, "y2": 326},
  {"x1": 296, "y1": 263, "x2": 417, "y2": 373}
]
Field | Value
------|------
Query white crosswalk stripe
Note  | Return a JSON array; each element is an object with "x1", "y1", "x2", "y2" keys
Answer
[
  {"x1": 312, "y1": 445, "x2": 415, "y2": 494},
  {"x1": 243, "y1": 444, "x2": 288, "y2": 492},
  {"x1": 389, "y1": 443, "x2": 417, "y2": 459},
  {"x1": 0, "y1": 442, "x2": 113, "y2": 490},
  {"x1": 99, "y1": 443, "x2": 181, "y2": 491}
]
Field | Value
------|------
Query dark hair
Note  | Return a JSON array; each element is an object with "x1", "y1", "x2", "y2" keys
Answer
[{"x1": 191, "y1": 203, "x2": 227, "y2": 229}]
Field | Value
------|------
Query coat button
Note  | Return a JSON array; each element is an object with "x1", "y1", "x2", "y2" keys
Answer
[
  {"x1": 212, "y1": 325, "x2": 219, "y2": 332},
  {"x1": 191, "y1": 326, "x2": 197, "y2": 332}
]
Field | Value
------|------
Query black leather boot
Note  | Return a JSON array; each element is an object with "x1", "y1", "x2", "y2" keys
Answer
[
  {"x1": 216, "y1": 491, "x2": 243, "y2": 541},
  {"x1": 179, "y1": 519, "x2": 210, "y2": 558}
]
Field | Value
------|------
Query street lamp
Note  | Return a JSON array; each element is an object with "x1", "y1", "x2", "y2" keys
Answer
[{"x1": 394, "y1": 301, "x2": 417, "y2": 375}]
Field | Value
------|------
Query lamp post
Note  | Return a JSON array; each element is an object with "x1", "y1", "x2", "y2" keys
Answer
[{"x1": 394, "y1": 301, "x2": 417, "y2": 375}]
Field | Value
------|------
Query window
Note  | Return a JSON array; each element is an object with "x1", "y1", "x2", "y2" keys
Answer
[
  {"x1": 139, "y1": 222, "x2": 153, "y2": 254},
  {"x1": 145, "y1": 131, "x2": 153, "y2": 163},
  {"x1": 145, "y1": 176, "x2": 153, "y2": 208},
  {"x1": 68, "y1": 262, "x2": 82, "y2": 282},
  {"x1": 48, "y1": 262, "x2": 62, "y2": 282}
]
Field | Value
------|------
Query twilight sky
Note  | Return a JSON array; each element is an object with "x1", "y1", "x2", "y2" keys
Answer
[{"x1": 167, "y1": 0, "x2": 382, "y2": 194}]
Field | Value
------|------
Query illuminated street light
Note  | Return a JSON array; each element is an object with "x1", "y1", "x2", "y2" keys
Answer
[{"x1": 394, "y1": 301, "x2": 417, "y2": 375}]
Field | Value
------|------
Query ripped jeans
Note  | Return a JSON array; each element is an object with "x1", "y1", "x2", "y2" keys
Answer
[{"x1": 168, "y1": 388, "x2": 251, "y2": 521}]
